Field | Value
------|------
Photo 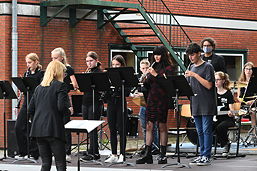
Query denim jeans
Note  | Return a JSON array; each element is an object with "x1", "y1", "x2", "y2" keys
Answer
[
  {"x1": 139, "y1": 106, "x2": 159, "y2": 149},
  {"x1": 194, "y1": 115, "x2": 213, "y2": 158}
]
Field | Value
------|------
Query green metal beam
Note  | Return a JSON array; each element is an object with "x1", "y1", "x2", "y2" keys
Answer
[
  {"x1": 69, "y1": 7, "x2": 76, "y2": 27},
  {"x1": 138, "y1": 7, "x2": 186, "y2": 71}
]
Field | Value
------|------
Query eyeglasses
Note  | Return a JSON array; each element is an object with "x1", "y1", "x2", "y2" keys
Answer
[
  {"x1": 244, "y1": 68, "x2": 252, "y2": 71},
  {"x1": 203, "y1": 45, "x2": 212, "y2": 47},
  {"x1": 215, "y1": 79, "x2": 223, "y2": 81}
]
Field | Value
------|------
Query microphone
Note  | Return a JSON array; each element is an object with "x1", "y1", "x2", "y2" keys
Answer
[{"x1": 150, "y1": 62, "x2": 156, "y2": 68}]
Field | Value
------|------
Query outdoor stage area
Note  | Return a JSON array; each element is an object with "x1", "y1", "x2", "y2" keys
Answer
[{"x1": 1, "y1": 139, "x2": 257, "y2": 171}]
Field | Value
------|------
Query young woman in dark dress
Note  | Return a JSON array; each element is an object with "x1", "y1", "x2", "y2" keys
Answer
[
  {"x1": 51, "y1": 47, "x2": 78, "y2": 161},
  {"x1": 14, "y1": 53, "x2": 44, "y2": 159},
  {"x1": 81, "y1": 51, "x2": 104, "y2": 161},
  {"x1": 104, "y1": 55, "x2": 130, "y2": 163},
  {"x1": 136, "y1": 46, "x2": 174, "y2": 164},
  {"x1": 214, "y1": 71, "x2": 235, "y2": 156}
]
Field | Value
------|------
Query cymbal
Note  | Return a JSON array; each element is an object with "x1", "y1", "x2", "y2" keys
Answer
[
  {"x1": 229, "y1": 81, "x2": 247, "y2": 88},
  {"x1": 245, "y1": 96, "x2": 257, "y2": 99}
]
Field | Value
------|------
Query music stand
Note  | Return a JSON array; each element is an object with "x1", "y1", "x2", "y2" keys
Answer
[
  {"x1": 162, "y1": 75, "x2": 193, "y2": 168},
  {"x1": 75, "y1": 72, "x2": 110, "y2": 165},
  {"x1": 11, "y1": 77, "x2": 38, "y2": 163},
  {"x1": 106, "y1": 67, "x2": 139, "y2": 167},
  {"x1": 0, "y1": 81, "x2": 17, "y2": 161},
  {"x1": 65, "y1": 120, "x2": 104, "y2": 171}
]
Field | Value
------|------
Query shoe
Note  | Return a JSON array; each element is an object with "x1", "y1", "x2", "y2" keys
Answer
[
  {"x1": 117, "y1": 154, "x2": 124, "y2": 163},
  {"x1": 189, "y1": 156, "x2": 202, "y2": 165},
  {"x1": 104, "y1": 154, "x2": 118, "y2": 163},
  {"x1": 136, "y1": 145, "x2": 153, "y2": 164},
  {"x1": 14, "y1": 154, "x2": 27, "y2": 160},
  {"x1": 81, "y1": 154, "x2": 100, "y2": 161},
  {"x1": 66, "y1": 155, "x2": 72, "y2": 162},
  {"x1": 222, "y1": 143, "x2": 231, "y2": 156},
  {"x1": 197, "y1": 156, "x2": 211, "y2": 166},
  {"x1": 157, "y1": 145, "x2": 167, "y2": 164}
]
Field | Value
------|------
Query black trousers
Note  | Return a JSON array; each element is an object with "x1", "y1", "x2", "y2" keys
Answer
[
  {"x1": 63, "y1": 115, "x2": 71, "y2": 155},
  {"x1": 37, "y1": 137, "x2": 66, "y2": 171},
  {"x1": 14, "y1": 102, "x2": 39, "y2": 157},
  {"x1": 107, "y1": 101, "x2": 128, "y2": 155},
  {"x1": 82, "y1": 103, "x2": 103, "y2": 154},
  {"x1": 214, "y1": 119, "x2": 235, "y2": 147}
]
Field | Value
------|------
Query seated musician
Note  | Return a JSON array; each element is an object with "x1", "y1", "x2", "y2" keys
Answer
[
  {"x1": 214, "y1": 71, "x2": 235, "y2": 156},
  {"x1": 237, "y1": 62, "x2": 256, "y2": 128}
]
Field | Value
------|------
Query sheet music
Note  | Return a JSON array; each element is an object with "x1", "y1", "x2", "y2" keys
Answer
[{"x1": 65, "y1": 120, "x2": 104, "y2": 133}]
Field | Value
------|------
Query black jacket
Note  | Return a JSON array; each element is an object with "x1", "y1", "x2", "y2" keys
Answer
[{"x1": 28, "y1": 80, "x2": 70, "y2": 142}]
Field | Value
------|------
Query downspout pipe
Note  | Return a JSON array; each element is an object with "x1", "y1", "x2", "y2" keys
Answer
[{"x1": 12, "y1": 0, "x2": 18, "y2": 119}]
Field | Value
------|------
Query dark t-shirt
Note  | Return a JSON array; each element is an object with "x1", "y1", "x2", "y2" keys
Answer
[
  {"x1": 217, "y1": 90, "x2": 234, "y2": 121},
  {"x1": 202, "y1": 53, "x2": 226, "y2": 73},
  {"x1": 64, "y1": 65, "x2": 75, "y2": 91},
  {"x1": 188, "y1": 62, "x2": 216, "y2": 116}
]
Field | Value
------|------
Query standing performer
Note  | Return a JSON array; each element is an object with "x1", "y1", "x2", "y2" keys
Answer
[
  {"x1": 237, "y1": 62, "x2": 256, "y2": 127},
  {"x1": 14, "y1": 53, "x2": 44, "y2": 160},
  {"x1": 133, "y1": 59, "x2": 159, "y2": 155},
  {"x1": 214, "y1": 71, "x2": 235, "y2": 156},
  {"x1": 81, "y1": 51, "x2": 103, "y2": 161},
  {"x1": 104, "y1": 55, "x2": 130, "y2": 163},
  {"x1": 200, "y1": 37, "x2": 226, "y2": 73},
  {"x1": 136, "y1": 45, "x2": 174, "y2": 164},
  {"x1": 51, "y1": 47, "x2": 78, "y2": 161},
  {"x1": 28, "y1": 60, "x2": 70, "y2": 171},
  {"x1": 185, "y1": 43, "x2": 216, "y2": 166}
]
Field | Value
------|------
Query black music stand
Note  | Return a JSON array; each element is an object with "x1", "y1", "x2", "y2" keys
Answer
[
  {"x1": 65, "y1": 120, "x2": 104, "y2": 171},
  {"x1": 106, "y1": 67, "x2": 138, "y2": 167},
  {"x1": 75, "y1": 72, "x2": 110, "y2": 165},
  {"x1": 162, "y1": 75, "x2": 193, "y2": 169},
  {"x1": 0, "y1": 81, "x2": 17, "y2": 161},
  {"x1": 11, "y1": 77, "x2": 38, "y2": 163}
]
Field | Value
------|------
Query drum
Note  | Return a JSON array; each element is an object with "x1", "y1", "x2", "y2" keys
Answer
[
  {"x1": 127, "y1": 115, "x2": 139, "y2": 137},
  {"x1": 132, "y1": 96, "x2": 146, "y2": 107}
]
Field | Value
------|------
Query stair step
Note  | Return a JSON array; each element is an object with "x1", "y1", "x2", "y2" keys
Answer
[
  {"x1": 128, "y1": 42, "x2": 162, "y2": 45},
  {"x1": 121, "y1": 34, "x2": 156, "y2": 37},
  {"x1": 116, "y1": 27, "x2": 151, "y2": 30}
]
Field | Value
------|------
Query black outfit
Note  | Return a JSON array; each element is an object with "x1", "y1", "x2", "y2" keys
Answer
[
  {"x1": 214, "y1": 90, "x2": 235, "y2": 147},
  {"x1": 63, "y1": 65, "x2": 74, "y2": 155},
  {"x1": 106, "y1": 85, "x2": 130, "y2": 155},
  {"x1": 14, "y1": 68, "x2": 44, "y2": 158},
  {"x1": 28, "y1": 80, "x2": 70, "y2": 171},
  {"x1": 82, "y1": 66, "x2": 103, "y2": 156},
  {"x1": 202, "y1": 53, "x2": 226, "y2": 73}
]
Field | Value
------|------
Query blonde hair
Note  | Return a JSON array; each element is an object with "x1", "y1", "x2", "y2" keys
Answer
[
  {"x1": 41, "y1": 61, "x2": 66, "y2": 86},
  {"x1": 215, "y1": 71, "x2": 230, "y2": 90},
  {"x1": 238, "y1": 62, "x2": 254, "y2": 82},
  {"x1": 51, "y1": 47, "x2": 70, "y2": 66},
  {"x1": 140, "y1": 59, "x2": 150, "y2": 66},
  {"x1": 25, "y1": 53, "x2": 42, "y2": 70}
]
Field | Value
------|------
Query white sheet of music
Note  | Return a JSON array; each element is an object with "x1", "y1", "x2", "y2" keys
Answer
[{"x1": 65, "y1": 120, "x2": 104, "y2": 133}]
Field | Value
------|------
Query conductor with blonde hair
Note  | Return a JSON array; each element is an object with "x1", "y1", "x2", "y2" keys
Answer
[{"x1": 28, "y1": 61, "x2": 71, "y2": 171}]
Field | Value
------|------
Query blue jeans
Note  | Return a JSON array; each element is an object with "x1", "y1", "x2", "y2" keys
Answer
[
  {"x1": 139, "y1": 106, "x2": 159, "y2": 149},
  {"x1": 194, "y1": 115, "x2": 213, "y2": 158}
]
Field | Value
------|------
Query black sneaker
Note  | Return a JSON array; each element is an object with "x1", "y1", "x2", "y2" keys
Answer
[
  {"x1": 81, "y1": 154, "x2": 100, "y2": 161},
  {"x1": 197, "y1": 156, "x2": 211, "y2": 166},
  {"x1": 157, "y1": 155, "x2": 167, "y2": 164},
  {"x1": 222, "y1": 143, "x2": 231, "y2": 156},
  {"x1": 189, "y1": 156, "x2": 202, "y2": 165}
]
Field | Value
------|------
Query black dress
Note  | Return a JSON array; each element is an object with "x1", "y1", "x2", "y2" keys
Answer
[{"x1": 144, "y1": 62, "x2": 174, "y2": 123}]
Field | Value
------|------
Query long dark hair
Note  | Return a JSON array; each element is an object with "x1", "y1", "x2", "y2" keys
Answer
[
  {"x1": 151, "y1": 45, "x2": 173, "y2": 66},
  {"x1": 112, "y1": 55, "x2": 126, "y2": 67}
]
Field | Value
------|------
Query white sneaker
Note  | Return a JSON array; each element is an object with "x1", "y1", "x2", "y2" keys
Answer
[
  {"x1": 14, "y1": 155, "x2": 27, "y2": 160},
  {"x1": 104, "y1": 154, "x2": 118, "y2": 163},
  {"x1": 66, "y1": 155, "x2": 72, "y2": 162},
  {"x1": 117, "y1": 154, "x2": 124, "y2": 163},
  {"x1": 189, "y1": 156, "x2": 202, "y2": 165}
]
